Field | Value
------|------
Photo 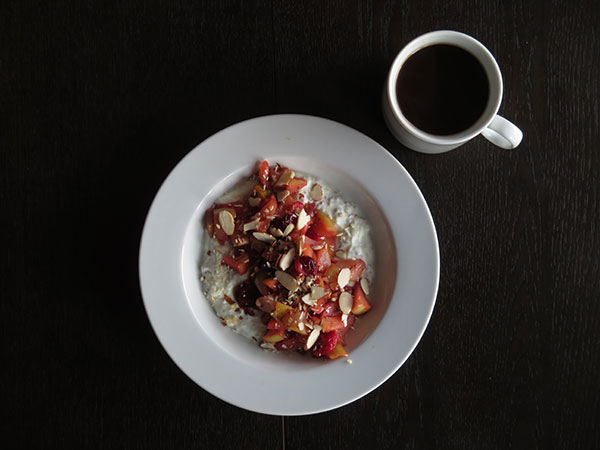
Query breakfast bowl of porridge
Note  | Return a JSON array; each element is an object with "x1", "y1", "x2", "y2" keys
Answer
[{"x1": 139, "y1": 115, "x2": 439, "y2": 415}]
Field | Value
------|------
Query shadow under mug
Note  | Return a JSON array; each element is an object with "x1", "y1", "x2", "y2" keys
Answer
[{"x1": 383, "y1": 30, "x2": 523, "y2": 154}]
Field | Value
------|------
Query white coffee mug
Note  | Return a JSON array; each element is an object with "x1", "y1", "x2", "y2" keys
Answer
[{"x1": 382, "y1": 30, "x2": 523, "y2": 154}]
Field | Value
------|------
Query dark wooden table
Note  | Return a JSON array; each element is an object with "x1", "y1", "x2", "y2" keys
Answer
[{"x1": 3, "y1": 1, "x2": 599, "y2": 448}]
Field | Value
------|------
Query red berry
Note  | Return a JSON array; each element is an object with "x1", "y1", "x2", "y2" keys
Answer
[
  {"x1": 234, "y1": 280, "x2": 259, "y2": 309},
  {"x1": 271, "y1": 213, "x2": 296, "y2": 231},
  {"x1": 295, "y1": 255, "x2": 317, "y2": 276}
]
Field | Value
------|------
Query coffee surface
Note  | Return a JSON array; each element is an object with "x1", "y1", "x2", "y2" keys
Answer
[{"x1": 396, "y1": 44, "x2": 489, "y2": 135}]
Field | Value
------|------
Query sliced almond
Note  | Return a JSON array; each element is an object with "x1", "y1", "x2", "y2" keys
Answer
[
  {"x1": 248, "y1": 197, "x2": 261, "y2": 207},
  {"x1": 301, "y1": 294, "x2": 316, "y2": 306},
  {"x1": 338, "y1": 268, "x2": 351, "y2": 289},
  {"x1": 252, "y1": 232, "x2": 276, "y2": 243},
  {"x1": 312, "y1": 243, "x2": 325, "y2": 251},
  {"x1": 275, "y1": 169, "x2": 295, "y2": 186},
  {"x1": 360, "y1": 278, "x2": 370, "y2": 295},
  {"x1": 279, "y1": 247, "x2": 296, "y2": 271},
  {"x1": 276, "y1": 190, "x2": 290, "y2": 202},
  {"x1": 296, "y1": 208, "x2": 310, "y2": 230},
  {"x1": 310, "y1": 285, "x2": 325, "y2": 300},
  {"x1": 270, "y1": 227, "x2": 284, "y2": 237},
  {"x1": 310, "y1": 183, "x2": 323, "y2": 201},
  {"x1": 306, "y1": 325, "x2": 322, "y2": 350},
  {"x1": 275, "y1": 270, "x2": 298, "y2": 292},
  {"x1": 243, "y1": 219, "x2": 260, "y2": 232},
  {"x1": 339, "y1": 292, "x2": 353, "y2": 314},
  {"x1": 283, "y1": 223, "x2": 295, "y2": 236},
  {"x1": 218, "y1": 210, "x2": 235, "y2": 236},
  {"x1": 298, "y1": 321, "x2": 305, "y2": 332}
]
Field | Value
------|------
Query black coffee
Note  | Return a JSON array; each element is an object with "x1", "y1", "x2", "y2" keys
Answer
[{"x1": 395, "y1": 44, "x2": 489, "y2": 135}]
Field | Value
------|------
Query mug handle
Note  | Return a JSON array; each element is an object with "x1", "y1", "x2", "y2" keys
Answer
[{"x1": 481, "y1": 115, "x2": 523, "y2": 149}]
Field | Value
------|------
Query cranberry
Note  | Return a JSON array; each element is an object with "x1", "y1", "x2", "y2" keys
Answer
[
  {"x1": 312, "y1": 331, "x2": 338, "y2": 357},
  {"x1": 295, "y1": 255, "x2": 317, "y2": 276},
  {"x1": 234, "y1": 280, "x2": 259, "y2": 309},
  {"x1": 271, "y1": 213, "x2": 296, "y2": 231}
]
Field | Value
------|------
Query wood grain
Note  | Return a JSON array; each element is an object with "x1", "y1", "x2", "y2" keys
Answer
[
  {"x1": 1, "y1": 1, "x2": 281, "y2": 449},
  {"x1": 1, "y1": 0, "x2": 599, "y2": 448}
]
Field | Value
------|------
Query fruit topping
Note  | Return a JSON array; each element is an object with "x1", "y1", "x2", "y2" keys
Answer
[
  {"x1": 312, "y1": 331, "x2": 338, "y2": 357},
  {"x1": 204, "y1": 160, "x2": 374, "y2": 360}
]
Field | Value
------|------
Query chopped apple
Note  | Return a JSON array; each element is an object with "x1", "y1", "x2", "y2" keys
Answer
[
  {"x1": 309, "y1": 297, "x2": 328, "y2": 315},
  {"x1": 281, "y1": 309, "x2": 308, "y2": 335},
  {"x1": 303, "y1": 235, "x2": 321, "y2": 247},
  {"x1": 257, "y1": 194, "x2": 277, "y2": 218},
  {"x1": 299, "y1": 240, "x2": 316, "y2": 259},
  {"x1": 326, "y1": 343, "x2": 348, "y2": 360},
  {"x1": 306, "y1": 210, "x2": 337, "y2": 239},
  {"x1": 271, "y1": 301, "x2": 292, "y2": 320},
  {"x1": 267, "y1": 318, "x2": 283, "y2": 330},
  {"x1": 263, "y1": 329, "x2": 285, "y2": 343},
  {"x1": 315, "y1": 246, "x2": 331, "y2": 272},
  {"x1": 324, "y1": 236, "x2": 337, "y2": 256},
  {"x1": 324, "y1": 264, "x2": 340, "y2": 285},
  {"x1": 258, "y1": 160, "x2": 270, "y2": 185},
  {"x1": 320, "y1": 315, "x2": 344, "y2": 332},
  {"x1": 286, "y1": 177, "x2": 308, "y2": 194},
  {"x1": 336, "y1": 259, "x2": 366, "y2": 282},
  {"x1": 253, "y1": 184, "x2": 269, "y2": 200},
  {"x1": 262, "y1": 278, "x2": 279, "y2": 291},
  {"x1": 221, "y1": 252, "x2": 250, "y2": 275},
  {"x1": 352, "y1": 282, "x2": 372, "y2": 315}
]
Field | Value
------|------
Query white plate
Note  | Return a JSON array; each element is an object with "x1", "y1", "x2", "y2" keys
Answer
[{"x1": 139, "y1": 114, "x2": 439, "y2": 415}]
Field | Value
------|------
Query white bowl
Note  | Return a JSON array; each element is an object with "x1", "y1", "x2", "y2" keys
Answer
[{"x1": 139, "y1": 114, "x2": 439, "y2": 415}]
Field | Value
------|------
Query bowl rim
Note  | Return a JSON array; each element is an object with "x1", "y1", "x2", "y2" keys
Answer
[{"x1": 138, "y1": 114, "x2": 440, "y2": 415}]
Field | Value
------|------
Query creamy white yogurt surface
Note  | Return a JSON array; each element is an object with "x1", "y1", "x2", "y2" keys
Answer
[{"x1": 199, "y1": 172, "x2": 375, "y2": 343}]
